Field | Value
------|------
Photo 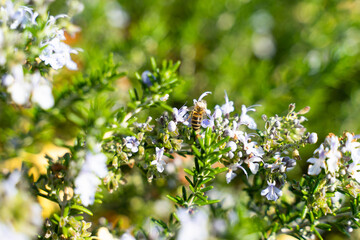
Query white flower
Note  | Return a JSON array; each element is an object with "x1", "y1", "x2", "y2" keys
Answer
[
  {"x1": 348, "y1": 163, "x2": 360, "y2": 183},
  {"x1": 75, "y1": 150, "x2": 108, "y2": 206},
  {"x1": 83, "y1": 152, "x2": 108, "y2": 178},
  {"x1": 0, "y1": 222, "x2": 29, "y2": 240},
  {"x1": 125, "y1": 136, "x2": 140, "y2": 153},
  {"x1": 213, "y1": 105, "x2": 222, "y2": 119},
  {"x1": 342, "y1": 132, "x2": 360, "y2": 164},
  {"x1": 239, "y1": 105, "x2": 259, "y2": 130},
  {"x1": 326, "y1": 135, "x2": 342, "y2": 174},
  {"x1": 3, "y1": 1, "x2": 38, "y2": 29},
  {"x1": 74, "y1": 172, "x2": 100, "y2": 206},
  {"x1": 226, "y1": 169, "x2": 237, "y2": 184},
  {"x1": 120, "y1": 232, "x2": 136, "y2": 240},
  {"x1": 39, "y1": 37, "x2": 78, "y2": 70},
  {"x1": 32, "y1": 84, "x2": 54, "y2": 109},
  {"x1": 221, "y1": 91, "x2": 234, "y2": 116},
  {"x1": 239, "y1": 133, "x2": 264, "y2": 157},
  {"x1": 173, "y1": 106, "x2": 188, "y2": 123},
  {"x1": 307, "y1": 144, "x2": 327, "y2": 175},
  {"x1": 8, "y1": 81, "x2": 32, "y2": 105},
  {"x1": 193, "y1": 91, "x2": 211, "y2": 105},
  {"x1": 226, "y1": 162, "x2": 248, "y2": 184},
  {"x1": 1, "y1": 170, "x2": 21, "y2": 198},
  {"x1": 31, "y1": 72, "x2": 54, "y2": 110},
  {"x1": 245, "y1": 156, "x2": 263, "y2": 174},
  {"x1": 4, "y1": 65, "x2": 31, "y2": 105},
  {"x1": 261, "y1": 181, "x2": 282, "y2": 201},
  {"x1": 177, "y1": 209, "x2": 208, "y2": 240},
  {"x1": 151, "y1": 147, "x2": 166, "y2": 173},
  {"x1": 160, "y1": 94, "x2": 169, "y2": 101}
]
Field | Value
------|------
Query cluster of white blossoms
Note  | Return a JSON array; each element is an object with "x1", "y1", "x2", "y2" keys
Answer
[
  {"x1": 0, "y1": 171, "x2": 43, "y2": 240},
  {"x1": 2, "y1": 65, "x2": 54, "y2": 109},
  {"x1": 307, "y1": 133, "x2": 360, "y2": 181},
  {"x1": 0, "y1": 1, "x2": 79, "y2": 109},
  {"x1": 74, "y1": 146, "x2": 108, "y2": 206}
]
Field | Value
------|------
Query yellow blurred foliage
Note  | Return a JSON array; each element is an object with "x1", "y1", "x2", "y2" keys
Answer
[{"x1": 1, "y1": 143, "x2": 70, "y2": 218}]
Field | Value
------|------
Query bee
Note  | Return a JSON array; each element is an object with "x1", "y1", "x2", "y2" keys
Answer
[{"x1": 190, "y1": 92, "x2": 211, "y2": 131}]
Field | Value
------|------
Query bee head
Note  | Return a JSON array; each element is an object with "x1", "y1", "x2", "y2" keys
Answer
[{"x1": 195, "y1": 100, "x2": 207, "y2": 110}]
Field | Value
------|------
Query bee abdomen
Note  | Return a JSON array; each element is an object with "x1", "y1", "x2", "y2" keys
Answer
[{"x1": 191, "y1": 113, "x2": 202, "y2": 130}]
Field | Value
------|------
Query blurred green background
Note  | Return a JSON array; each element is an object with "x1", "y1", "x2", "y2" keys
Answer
[
  {"x1": 3, "y1": 0, "x2": 360, "y2": 239},
  {"x1": 72, "y1": 0, "x2": 360, "y2": 140},
  {"x1": 72, "y1": 0, "x2": 360, "y2": 238}
]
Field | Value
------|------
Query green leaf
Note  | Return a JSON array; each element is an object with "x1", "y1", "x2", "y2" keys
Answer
[
  {"x1": 195, "y1": 193, "x2": 208, "y2": 202},
  {"x1": 316, "y1": 223, "x2": 332, "y2": 231},
  {"x1": 301, "y1": 206, "x2": 308, "y2": 220},
  {"x1": 195, "y1": 157, "x2": 200, "y2": 173},
  {"x1": 205, "y1": 127, "x2": 212, "y2": 148},
  {"x1": 53, "y1": 213, "x2": 60, "y2": 222},
  {"x1": 167, "y1": 195, "x2": 182, "y2": 204},
  {"x1": 313, "y1": 228, "x2": 323, "y2": 240},
  {"x1": 150, "y1": 57, "x2": 157, "y2": 70},
  {"x1": 212, "y1": 136, "x2": 230, "y2": 149},
  {"x1": 151, "y1": 218, "x2": 169, "y2": 230},
  {"x1": 184, "y1": 168, "x2": 194, "y2": 176},
  {"x1": 63, "y1": 206, "x2": 70, "y2": 218},
  {"x1": 191, "y1": 145, "x2": 201, "y2": 157},
  {"x1": 199, "y1": 177, "x2": 214, "y2": 185},
  {"x1": 200, "y1": 185, "x2": 213, "y2": 192},
  {"x1": 213, "y1": 167, "x2": 227, "y2": 175},
  {"x1": 182, "y1": 186, "x2": 187, "y2": 201},
  {"x1": 70, "y1": 205, "x2": 93, "y2": 216},
  {"x1": 185, "y1": 176, "x2": 194, "y2": 186},
  {"x1": 206, "y1": 199, "x2": 220, "y2": 205}
]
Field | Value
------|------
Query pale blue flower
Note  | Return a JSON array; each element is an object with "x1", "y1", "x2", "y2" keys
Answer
[
  {"x1": 201, "y1": 118, "x2": 213, "y2": 129},
  {"x1": 261, "y1": 181, "x2": 282, "y2": 201},
  {"x1": 125, "y1": 136, "x2": 140, "y2": 153},
  {"x1": 226, "y1": 161, "x2": 248, "y2": 184},
  {"x1": 151, "y1": 147, "x2": 166, "y2": 173},
  {"x1": 307, "y1": 144, "x2": 327, "y2": 175},
  {"x1": 173, "y1": 106, "x2": 188, "y2": 123}
]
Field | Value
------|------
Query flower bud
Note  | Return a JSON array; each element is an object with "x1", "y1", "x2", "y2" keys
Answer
[
  {"x1": 227, "y1": 141, "x2": 237, "y2": 152},
  {"x1": 308, "y1": 132, "x2": 318, "y2": 144},
  {"x1": 141, "y1": 70, "x2": 154, "y2": 86},
  {"x1": 289, "y1": 103, "x2": 296, "y2": 113},
  {"x1": 168, "y1": 120, "x2": 177, "y2": 132}
]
